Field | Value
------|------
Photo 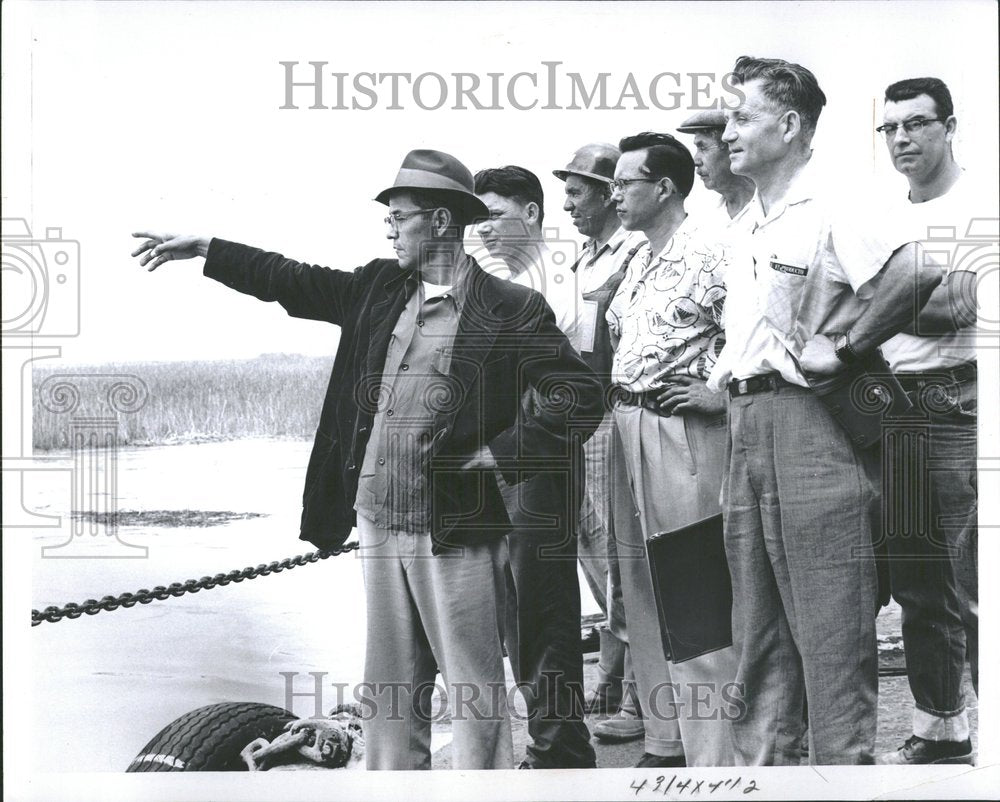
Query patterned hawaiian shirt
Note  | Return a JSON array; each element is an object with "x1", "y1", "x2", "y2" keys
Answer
[{"x1": 607, "y1": 217, "x2": 728, "y2": 392}]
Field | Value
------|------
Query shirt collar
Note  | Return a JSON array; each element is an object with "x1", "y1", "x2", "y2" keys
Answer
[
  {"x1": 399, "y1": 255, "x2": 473, "y2": 311},
  {"x1": 747, "y1": 153, "x2": 822, "y2": 224},
  {"x1": 445, "y1": 255, "x2": 478, "y2": 311},
  {"x1": 603, "y1": 225, "x2": 631, "y2": 254},
  {"x1": 584, "y1": 225, "x2": 630, "y2": 263},
  {"x1": 643, "y1": 215, "x2": 695, "y2": 266}
]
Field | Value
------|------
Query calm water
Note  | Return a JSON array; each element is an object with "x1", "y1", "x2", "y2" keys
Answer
[
  {"x1": 28, "y1": 440, "x2": 366, "y2": 772},
  {"x1": 25, "y1": 439, "x2": 599, "y2": 772}
]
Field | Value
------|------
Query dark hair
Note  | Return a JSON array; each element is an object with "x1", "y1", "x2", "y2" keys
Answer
[
  {"x1": 400, "y1": 188, "x2": 468, "y2": 229},
  {"x1": 884, "y1": 77, "x2": 954, "y2": 119},
  {"x1": 731, "y1": 55, "x2": 827, "y2": 134},
  {"x1": 617, "y1": 132, "x2": 695, "y2": 197},
  {"x1": 473, "y1": 166, "x2": 545, "y2": 225}
]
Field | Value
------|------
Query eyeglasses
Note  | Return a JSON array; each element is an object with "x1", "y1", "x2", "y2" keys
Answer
[
  {"x1": 384, "y1": 209, "x2": 438, "y2": 228},
  {"x1": 609, "y1": 177, "x2": 661, "y2": 192},
  {"x1": 875, "y1": 118, "x2": 946, "y2": 139}
]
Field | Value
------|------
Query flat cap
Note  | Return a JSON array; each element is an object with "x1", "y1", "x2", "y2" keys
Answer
[{"x1": 676, "y1": 110, "x2": 727, "y2": 133}]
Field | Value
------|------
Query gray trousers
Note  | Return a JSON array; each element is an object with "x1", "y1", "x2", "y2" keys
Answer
[
  {"x1": 613, "y1": 404, "x2": 739, "y2": 766},
  {"x1": 723, "y1": 385, "x2": 878, "y2": 765},
  {"x1": 358, "y1": 515, "x2": 514, "y2": 770}
]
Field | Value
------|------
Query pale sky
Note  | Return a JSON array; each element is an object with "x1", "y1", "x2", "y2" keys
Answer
[{"x1": 3, "y1": 0, "x2": 998, "y2": 365}]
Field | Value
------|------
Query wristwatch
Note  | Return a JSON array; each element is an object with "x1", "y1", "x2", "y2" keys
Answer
[{"x1": 834, "y1": 331, "x2": 862, "y2": 365}]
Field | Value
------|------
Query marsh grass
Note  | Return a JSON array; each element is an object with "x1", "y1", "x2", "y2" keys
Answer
[{"x1": 32, "y1": 354, "x2": 333, "y2": 450}]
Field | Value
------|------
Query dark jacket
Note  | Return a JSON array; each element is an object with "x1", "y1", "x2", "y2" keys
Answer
[{"x1": 204, "y1": 239, "x2": 603, "y2": 554}]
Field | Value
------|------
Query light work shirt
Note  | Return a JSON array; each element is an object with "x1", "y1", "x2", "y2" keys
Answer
[
  {"x1": 354, "y1": 275, "x2": 464, "y2": 533},
  {"x1": 488, "y1": 240, "x2": 584, "y2": 352},
  {"x1": 576, "y1": 226, "x2": 647, "y2": 293},
  {"x1": 574, "y1": 227, "x2": 647, "y2": 354},
  {"x1": 879, "y1": 172, "x2": 996, "y2": 372},
  {"x1": 708, "y1": 159, "x2": 900, "y2": 391}
]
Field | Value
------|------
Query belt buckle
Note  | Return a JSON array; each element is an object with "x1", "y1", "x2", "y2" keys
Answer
[{"x1": 738, "y1": 379, "x2": 749, "y2": 395}]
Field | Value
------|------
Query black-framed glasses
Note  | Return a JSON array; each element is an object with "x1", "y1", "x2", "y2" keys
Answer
[
  {"x1": 609, "y1": 177, "x2": 662, "y2": 192},
  {"x1": 383, "y1": 209, "x2": 438, "y2": 228},
  {"x1": 875, "y1": 118, "x2": 946, "y2": 139}
]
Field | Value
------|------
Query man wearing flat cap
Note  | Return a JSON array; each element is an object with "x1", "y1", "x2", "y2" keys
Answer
[
  {"x1": 130, "y1": 148, "x2": 604, "y2": 771},
  {"x1": 555, "y1": 144, "x2": 647, "y2": 743},
  {"x1": 677, "y1": 110, "x2": 754, "y2": 229}
]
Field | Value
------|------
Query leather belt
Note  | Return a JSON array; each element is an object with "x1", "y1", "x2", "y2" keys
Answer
[
  {"x1": 727, "y1": 373, "x2": 798, "y2": 399},
  {"x1": 614, "y1": 387, "x2": 669, "y2": 415},
  {"x1": 894, "y1": 360, "x2": 977, "y2": 389}
]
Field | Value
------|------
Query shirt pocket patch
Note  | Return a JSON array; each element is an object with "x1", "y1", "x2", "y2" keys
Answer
[{"x1": 759, "y1": 252, "x2": 812, "y2": 340}]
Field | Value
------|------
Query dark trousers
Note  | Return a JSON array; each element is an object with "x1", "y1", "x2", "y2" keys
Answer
[
  {"x1": 880, "y1": 369, "x2": 978, "y2": 738},
  {"x1": 502, "y1": 466, "x2": 596, "y2": 768}
]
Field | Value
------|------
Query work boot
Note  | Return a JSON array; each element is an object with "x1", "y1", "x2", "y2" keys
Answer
[
  {"x1": 593, "y1": 707, "x2": 644, "y2": 743},
  {"x1": 878, "y1": 735, "x2": 974, "y2": 765},
  {"x1": 584, "y1": 626, "x2": 626, "y2": 714},
  {"x1": 634, "y1": 752, "x2": 686, "y2": 768},
  {"x1": 593, "y1": 645, "x2": 643, "y2": 742}
]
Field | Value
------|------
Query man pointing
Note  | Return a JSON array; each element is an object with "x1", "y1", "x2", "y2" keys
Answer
[{"x1": 131, "y1": 148, "x2": 603, "y2": 771}]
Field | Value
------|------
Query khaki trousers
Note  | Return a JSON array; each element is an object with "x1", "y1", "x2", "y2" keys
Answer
[
  {"x1": 358, "y1": 514, "x2": 514, "y2": 770},
  {"x1": 613, "y1": 404, "x2": 739, "y2": 766}
]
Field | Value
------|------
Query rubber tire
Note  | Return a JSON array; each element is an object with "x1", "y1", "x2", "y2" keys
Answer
[{"x1": 126, "y1": 702, "x2": 297, "y2": 772}]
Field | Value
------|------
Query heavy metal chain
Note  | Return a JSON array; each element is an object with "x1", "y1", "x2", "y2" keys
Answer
[{"x1": 31, "y1": 542, "x2": 359, "y2": 627}]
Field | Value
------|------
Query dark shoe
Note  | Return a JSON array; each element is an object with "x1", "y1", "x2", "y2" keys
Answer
[
  {"x1": 584, "y1": 682, "x2": 624, "y2": 715},
  {"x1": 518, "y1": 757, "x2": 597, "y2": 769},
  {"x1": 879, "y1": 735, "x2": 974, "y2": 765},
  {"x1": 635, "y1": 752, "x2": 686, "y2": 769},
  {"x1": 593, "y1": 709, "x2": 644, "y2": 743}
]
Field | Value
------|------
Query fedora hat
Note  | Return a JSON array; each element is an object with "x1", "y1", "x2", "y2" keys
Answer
[
  {"x1": 374, "y1": 149, "x2": 488, "y2": 225},
  {"x1": 676, "y1": 110, "x2": 727, "y2": 133},
  {"x1": 553, "y1": 143, "x2": 620, "y2": 183}
]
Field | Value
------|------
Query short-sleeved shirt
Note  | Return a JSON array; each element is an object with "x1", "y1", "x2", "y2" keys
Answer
[
  {"x1": 488, "y1": 242, "x2": 584, "y2": 352},
  {"x1": 688, "y1": 195, "x2": 740, "y2": 241},
  {"x1": 576, "y1": 226, "x2": 647, "y2": 293},
  {"x1": 707, "y1": 159, "x2": 900, "y2": 391},
  {"x1": 354, "y1": 276, "x2": 464, "y2": 533},
  {"x1": 879, "y1": 172, "x2": 996, "y2": 372},
  {"x1": 574, "y1": 227, "x2": 647, "y2": 354},
  {"x1": 607, "y1": 218, "x2": 729, "y2": 392}
]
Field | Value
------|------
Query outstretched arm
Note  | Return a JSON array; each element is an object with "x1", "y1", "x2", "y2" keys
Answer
[{"x1": 131, "y1": 233, "x2": 366, "y2": 326}]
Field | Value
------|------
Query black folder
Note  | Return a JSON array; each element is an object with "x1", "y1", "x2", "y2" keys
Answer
[{"x1": 645, "y1": 512, "x2": 733, "y2": 663}]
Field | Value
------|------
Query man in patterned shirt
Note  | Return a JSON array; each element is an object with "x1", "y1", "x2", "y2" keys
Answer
[{"x1": 605, "y1": 131, "x2": 738, "y2": 767}]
